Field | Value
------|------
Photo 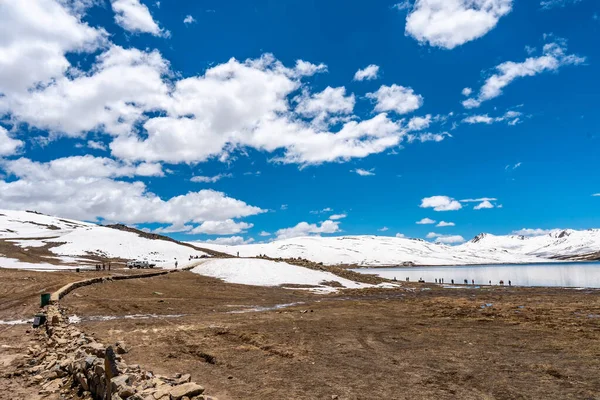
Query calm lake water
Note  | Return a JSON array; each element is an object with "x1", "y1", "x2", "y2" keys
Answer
[{"x1": 353, "y1": 262, "x2": 600, "y2": 288}]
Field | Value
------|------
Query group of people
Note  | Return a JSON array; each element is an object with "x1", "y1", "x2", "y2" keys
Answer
[
  {"x1": 394, "y1": 276, "x2": 513, "y2": 286},
  {"x1": 95, "y1": 262, "x2": 111, "y2": 271}
]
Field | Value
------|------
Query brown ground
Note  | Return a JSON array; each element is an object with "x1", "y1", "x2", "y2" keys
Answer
[{"x1": 1, "y1": 268, "x2": 600, "y2": 400}]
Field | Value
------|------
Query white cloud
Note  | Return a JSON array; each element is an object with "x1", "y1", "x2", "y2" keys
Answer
[
  {"x1": 426, "y1": 232, "x2": 440, "y2": 239},
  {"x1": 293, "y1": 60, "x2": 328, "y2": 77},
  {"x1": 378, "y1": 227, "x2": 389, "y2": 232},
  {"x1": 436, "y1": 221, "x2": 455, "y2": 227},
  {"x1": 407, "y1": 115, "x2": 432, "y2": 131},
  {"x1": 395, "y1": 233, "x2": 406, "y2": 238},
  {"x1": 352, "y1": 168, "x2": 375, "y2": 176},
  {"x1": 201, "y1": 236, "x2": 255, "y2": 245},
  {"x1": 0, "y1": 0, "x2": 106, "y2": 97},
  {"x1": 189, "y1": 219, "x2": 253, "y2": 235},
  {"x1": 0, "y1": 127, "x2": 24, "y2": 156},
  {"x1": 406, "y1": 132, "x2": 451, "y2": 143},
  {"x1": 463, "y1": 40, "x2": 585, "y2": 108},
  {"x1": 190, "y1": 173, "x2": 233, "y2": 183},
  {"x1": 505, "y1": 162, "x2": 522, "y2": 170},
  {"x1": 0, "y1": 156, "x2": 264, "y2": 225},
  {"x1": 295, "y1": 86, "x2": 355, "y2": 128},
  {"x1": 435, "y1": 235, "x2": 465, "y2": 244},
  {"x1": 329, "y1": 214, "x2": 347, "y2": 220},
  {"x1": 152, "y1": 224, "x2": 193, "y2": 234},
  {"x1": 3, "y1": 45, "x2": 171, "y2": 138},
  {"x1": 275, "y1": 220, "x2": 340, "y2": 240},
  {"x1": 540, "y1": 0, "x2": 582, "y2": 9},
  {"x1": 310, "y1": 207, "x2": 333, "y2": 214},
  {"x1": 405, "y1": 0, "x2": 513, "y2": 49},
  {"x1": 110, "y1": 0, "x2": 167, "y2": 37},
  {"x1": 463, "y1": 110, "x2": 523, "y2": 125},
  {"x1": 593, "y1": 193, "x2": 600, "y2": 197},
  {"x1": 511, "y1": 228, "x2": 554, "y2": 236},
  {"x1": 87, "y1": 140, "x2": 107, "y2": 151},
  {"x1": 460, "y1": 197, "x2": 497, "y2": 203},
  {"x1": 461, "y1": 87, "x2": 473, "y2": 96},
  {"x1": 353, "y1": 65, "x2": 380, "y2": 81},
  {"x1": 463, "y1": 114, "x2": 494, "y2": 124},
  {"x1": 366, "y1": 84, "x2": 423, "y2": 115},
  {"x1": 0, "y1": 7, "x2": 440, "y2": 169},
  {"x1": 183, "y1": 15, "x2": 196, "y2": 24},
  {"x1": 416, "y1": 217, "x2": 436, "y2": 224},
  {"x1": 280, "y1": 204, "x2": 288, "y2": 210},
  {"x1": 474, "y1": 200, "x2": 494, "y2": 210},
  {"x1": 259, "y1": 231, "x2": 271, "y2": 237},
  {"x1": 393, "y1": 1, "x2": 413, "y2": 11},
  {"x1": 420, "y1": 196, "x2": 462, "y2": 211}
]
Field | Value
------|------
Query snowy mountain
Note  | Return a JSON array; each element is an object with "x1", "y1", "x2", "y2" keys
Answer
[
  {"x1": 0, "y1": 210, "x2": 209, "y2": 270},
  {"x1": 193, "y1": 230, "x2": 600, "y2": 266}
]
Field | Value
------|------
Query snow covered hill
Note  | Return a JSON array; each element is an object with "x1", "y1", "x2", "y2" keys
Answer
[
  {"x1": 192, "y1": 230, "x2": 600, "y2": 266},
  {"x1": 0, "y1": 210, "x2": 208, "y2": 270}
]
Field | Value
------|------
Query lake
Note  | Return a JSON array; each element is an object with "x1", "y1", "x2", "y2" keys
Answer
[{"x1": 352, "y1": 262, "x2": 600, "y2": 288}]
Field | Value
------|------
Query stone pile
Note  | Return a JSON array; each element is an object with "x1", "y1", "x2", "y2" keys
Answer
[{"x1": 23, "y1": 305, "x2": 217, "y2": 400}]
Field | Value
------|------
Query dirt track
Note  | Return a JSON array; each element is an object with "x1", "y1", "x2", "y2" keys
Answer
[{"x1": 2, "y1": 268, "x2": 600, "y2": 399}]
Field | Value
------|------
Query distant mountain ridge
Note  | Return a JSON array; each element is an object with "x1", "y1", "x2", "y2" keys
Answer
[{"x1": 193, "y1": 229, "x2": 600, "y2": 266}]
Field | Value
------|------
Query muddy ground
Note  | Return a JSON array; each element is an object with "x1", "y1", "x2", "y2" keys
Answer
[{"x1": 1, "y1": 268, "x2": 600, "y2": 400}]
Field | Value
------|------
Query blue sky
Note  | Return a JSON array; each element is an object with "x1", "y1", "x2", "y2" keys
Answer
[{"x1": 0, "y1": 0, "x2": 598, "y2": 245}]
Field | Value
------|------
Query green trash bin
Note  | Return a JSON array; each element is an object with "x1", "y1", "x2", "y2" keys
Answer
[{"x1": 40, "y1": 293, "x2": 51, "y2": 307}]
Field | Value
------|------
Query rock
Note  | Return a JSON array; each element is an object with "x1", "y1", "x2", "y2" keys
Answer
[
  {"x1": 84, "y1": 342, "x2": 106, "y2": 358},
  {"x1": 77, "y1": 372, "x2": 89, "y2": 391},
  {"x1": 169, "y1": 383, "x2": 205, "y2": 400},
  {"x1": 153, "y1": 385, "x2": 171, "y2": 399},
  {"x1": 176, "y1": 374, "x2": 191, "y2": 384},
  {"x1": 115, "y1": 341, "x2": 129, "y2": 355},
  {"x1": 111, "y1": 374, "x2": 131, "y2": 393},
  {"x1": 118, "y1": 385, "x2": 136, "y2": 398}
]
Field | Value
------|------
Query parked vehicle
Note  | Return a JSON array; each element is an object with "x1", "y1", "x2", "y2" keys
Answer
[{"x1": 127, "y1": 261, "x2": 156, "y2": 269}]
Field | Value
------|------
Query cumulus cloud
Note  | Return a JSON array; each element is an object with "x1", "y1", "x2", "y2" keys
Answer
[
  {"x1": 405, "y1": 0, "x2": 513, "y2": 49},
  {"x1": 183, "y1": 15, "x2": 196, "y2": 24},
  {"x1": 378, "y1": 227, "x2": 389, "y2": 232},
  {"x1": 0, "y1": 156, "x2": 264, "y2": 225},
  {"x1": 463, "y1": 40, "x2": 585, "y2": 108},
  {"x1": 416, "y1": 217, "x2": 436, "y2": 224},
  {"x1": 190, "y1": 173, "x2": 233, "y2": 183},
  {"x1": 420, "y1": 196, "x2": 462, "y2": 211},
  {"x1": 474, "y1": 200, "x2": 494, "y2": 209},
  {"x1": 259, "y1": 231, "x2": 271, "y2": 237},
  {"x1": 188, "y1": 219, "x2": 253, "y2": 235},
  {"x1": 0, "y1": 127, "x2": 24, "y2": 156},
  {"x1": 0, "y1": 0, "x2": 106, "y2": 97},
  {"x1": 352, "y1": 168, "x2": 375, "y2": 176},
  {"x1": 366, "y1": 84, "x2": 424, "y2": 115},
  {"x1": 275, "y1": 220, "x2": 341, "y2": 240},
  {"x1": 0, "y1": 1, "x2": 446, "y2": 171},
  {"x1": 354, "y1": 65, "x2": 380, "y2": 81},
  {"x1": 511, "y1": 228, "x2": 554, "y2": 236},
  {"x1": 436, "y1": 221, "x2": 455, "y2": 227},
  {"x1": 329, "y1": 214, "x2": 347, "y2": 220},
  {"x1": 407, "y1": 115, "x2": 432, "y2": 131},
  {"x1": 461, "y1": 87, "x2": 472, "y2": 96},
  {"x1": 295, "y1": 86, "x2": 355, "y2": 128},
  {"x1": 110, "y1": 0, "x2": 168, "y2": 36},
  {"x1": 87, "y1": 140, "x2": 107, "y2": 151},
  {"x1": 200, "y1": 236, "x2": 255, "y2": 245},
  {"x1": 435, "y1": 235, "x2": 465, "y2": 244},
  {"x1": 395, "y1": 233, "x2": 406, "y2": 238}
]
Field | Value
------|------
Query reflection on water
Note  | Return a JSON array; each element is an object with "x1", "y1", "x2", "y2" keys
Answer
[{"x1": 353, "y1": 262, "x2": 600, "y2": 288}]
